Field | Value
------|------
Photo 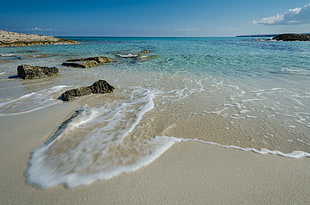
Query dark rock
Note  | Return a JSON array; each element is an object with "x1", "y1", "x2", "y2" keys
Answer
[
  {"x1": 62, "y1": 60, "x2": 99, "y2": 68},
  {"x1": 61, "y1": 80, "x2": 115, "y2": 101},
  {"x1": 272, "y1": 34, "x2": 310, "y2": 41},
  {"x1": 17, "y1": 64, "x2": 58, "y2": 79},
  {"x1": 67, "y1": 57, "x2": 114, "y2": 63},
  {"x1": 62, "y1": 56, "x2": 113, "y2": 68}
]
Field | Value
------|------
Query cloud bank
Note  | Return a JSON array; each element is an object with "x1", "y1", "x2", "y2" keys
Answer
[{"x1": 253, "y1": 3, "x2": 310, "y2": 25}]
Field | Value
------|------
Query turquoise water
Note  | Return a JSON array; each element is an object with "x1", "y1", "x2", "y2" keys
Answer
[{"x1": 0, "y1": 37, "x2": 309, "y2": 188}]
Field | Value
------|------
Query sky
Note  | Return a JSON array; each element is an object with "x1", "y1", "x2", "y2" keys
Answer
[{"x1": 0, "y1": 0, "x2": 309, "y2": 37}]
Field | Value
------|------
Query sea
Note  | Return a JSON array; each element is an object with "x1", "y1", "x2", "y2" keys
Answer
[{"x1": 0, "y1": 37, "x2": 309, "y2": 188}]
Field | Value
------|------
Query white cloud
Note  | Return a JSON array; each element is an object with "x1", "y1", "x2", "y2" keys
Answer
[
  {"x1": 253, "y1": 3, "x2": 310, "y2": 25},
  {"x1": 174, "y1": 28, "x2": 199, "y2": 33},
  {"x1": 27, "y1": 27, "x2": 55, "y2": 32}
]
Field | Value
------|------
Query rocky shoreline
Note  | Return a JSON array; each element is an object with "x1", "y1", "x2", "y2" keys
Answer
[
  {"x1": 0, "y1": 30, "x2": 77, "y2": 47},
  {"x1": 272, "y1": 33, "x2": 310, "y2": 41}
]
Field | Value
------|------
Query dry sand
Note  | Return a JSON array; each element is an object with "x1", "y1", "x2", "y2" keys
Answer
[{"x1": 0, "y1": 103, "x2": 309, "y2": 205}]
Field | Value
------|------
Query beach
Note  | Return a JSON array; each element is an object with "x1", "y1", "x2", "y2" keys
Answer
[
  {"x1": 0, "y1": 36, "x2": 309, "y2": 204},
  {"x1": 0, "y1": 103, "x2": 309, "y2": 204}
]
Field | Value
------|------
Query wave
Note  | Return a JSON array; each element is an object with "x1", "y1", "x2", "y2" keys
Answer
[
  {"x1": 26, "y1": 87, "x2": 175, "y2": 188},
  {"x1": 26, "y1": 86, "x2": 310, "y2": 189}
]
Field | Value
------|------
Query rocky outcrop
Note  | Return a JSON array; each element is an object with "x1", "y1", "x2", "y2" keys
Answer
[
  {"x1": 62, "y1": 57, "x2": 113, "y2": 68},
  {"x1": 272, "y1": 34, "x2": 310, "y2": 41},
  {"x1": 61, "y1": 80, "x2": 115, "y2": 101},
  {"x1": 0, "y1": 30, "x2": 78, "y2": 47},
  {"x1": 17, "y1": 64, "x2": 58, "y2": 79}
]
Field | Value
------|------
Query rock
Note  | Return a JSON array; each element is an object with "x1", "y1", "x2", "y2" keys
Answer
[
  {"x1": 114, "y1": 50, "x2": 157, "y2": 63},
  {"x1": 61, "y1": 87, "x2": 93, "y2": 101},
  {"x1": 62, "y1": 56, "x2": 113, "y2": 68},
  {"x1": 67, "y1": 57, "x2": 114, "y2": 63},
  {"x1": 17, "y1": 64, "x2": 58, "y2": 79},
  {"x1": 61, "y1": 80, "x2": 115, "y2": 101},
  {"x1": 62, "y1": 60, "x2": 99, "y2": 68},
  {"x1": 272, "y1": 34, "x2": 310, "y2": 41},
  {"x1": 0, "y1": 30, "x2": 78, "y2": 47},
  {"x1": 135, "y1": 55, "x2": 158, "y2": 62},
  {"x1": 24, "y1": 54, "x2": 50, "y2": 58},
  {"x1": 115, "y1": 50, "x2": 150, "y2": 58}
]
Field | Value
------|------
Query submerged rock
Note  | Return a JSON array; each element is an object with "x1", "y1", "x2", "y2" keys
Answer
[
  {"x1": 17, "y1": 64, "x2": 58, "y2": 79},
  {"x1": 114, "y1": 50, "x2": 157, "y2": 63},
  {"x1": 272, "y1": 34, "x2": 310, "y2": 41},
  {"x1": 62, "y1": 57, "x2": 113, "y2": 68},
  {"x1": 62, "y1": 60, "x2": 99, "y2": 68},
  {"x1": 115, "y1": 50, "x2": 150, "y2": 58},
  {"x1": 61, "y1": 80, "x2": 115, "y2": 101},
  {"x1": 66, "y1": 57, "x2": 114, "y2": 63},
  {"x1": 135, "y1": 55, "x2": 158, "y2": 62}
]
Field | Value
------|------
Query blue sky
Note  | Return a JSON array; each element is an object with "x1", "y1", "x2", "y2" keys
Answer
[{"x1": 1, "y1": 0, "x2": 309, "y2": 36}]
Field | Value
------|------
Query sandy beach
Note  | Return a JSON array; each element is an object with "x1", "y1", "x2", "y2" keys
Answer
[
  {"x1": 2, "y1": 0, "x2": 310, "y2": 203},
  {"x1": 0, "y1": 102, "x2": 309, "y2": 205}
]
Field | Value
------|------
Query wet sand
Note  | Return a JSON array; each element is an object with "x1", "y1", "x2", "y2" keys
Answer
[{"x1": 0, "y1": 102, "x2": 309, "y2": 204}]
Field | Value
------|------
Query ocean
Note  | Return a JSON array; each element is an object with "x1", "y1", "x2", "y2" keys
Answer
[{"x1": 0, "y1": 37, "x2": 309, "y2": 188}]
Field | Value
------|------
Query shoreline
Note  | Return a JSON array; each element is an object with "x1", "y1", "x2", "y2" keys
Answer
[
  {"x1": 1, "y1": 35, "x2": 309, "y2": 204},
  {"x1": 0, "y1": 102, "x2": 309, "y2": 204}
]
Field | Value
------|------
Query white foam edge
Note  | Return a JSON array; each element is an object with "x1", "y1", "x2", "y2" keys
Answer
[
  {"x1": 116, "y1": 53, "x2": 139, "y2": 58},
  {"x1": 182, "y1": 138, "x2": 310, "y2": 159},
  {"x1": 26, "y1": 89, "x2": 159, "y2": 188},
  {"x1": 0, "y1": 53, "x2": 16, "y2": 57},
  {"x1": 26, "y1": 134, "x2": 309, "y2": 189},
  {"x1": 0, "y1": 85, "x2": 70, "y2": 116},
  {"x1": 119, "y1": 90, "x2": 155, "y2": 141},
  {"x1": 0, "y1": 101, "x2": 61, "y2": 116},
  {"x1": 26, "y1": 136, "x2": 181, "y2": 188},
  {"x1": 44, "y1": 106, "x2": 97, "y2": 145}
]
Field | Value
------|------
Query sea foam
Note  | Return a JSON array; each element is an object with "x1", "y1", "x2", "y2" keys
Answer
[
  {"x1": 0, "y1": 85, "x2": 69, "y2": 116},
  {"x1": 183, "y1": 139, "x2": 310, "y2": 158},
  {"x1": 26, "y1": 87, "x2": 183, "y2": 188}
]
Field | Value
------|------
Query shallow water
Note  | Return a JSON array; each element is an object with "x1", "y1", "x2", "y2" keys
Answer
[{"x1": 0, "y1": 37, "x2": 309, "y2": 188}]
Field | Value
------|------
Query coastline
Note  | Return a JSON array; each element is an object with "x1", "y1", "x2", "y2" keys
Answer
[
  {"x1": 0, "y1": 102, "x2": 309, "y2": 204},
  {"x1": 0, "y1": 30, "x2": 77, "y2": 47}
]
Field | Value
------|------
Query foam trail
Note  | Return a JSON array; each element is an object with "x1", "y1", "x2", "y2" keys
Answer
[
  {"x1": 0, "y1": 85, "x2": 69, "y2": 116},
  {"x1": 26, "y1": 88, "x2": 181, "y2": 188},
  {"x1": 183, "y1": 139, "x2": 310, "y2": 159}
]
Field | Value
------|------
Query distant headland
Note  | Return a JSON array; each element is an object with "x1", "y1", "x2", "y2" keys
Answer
[
  {"x1": 0, "y1": 30, "x2": 78, "y2": 47},
  {"x1": 236, "y1": 34, "x2": 278, "y2": 38},
  {"x1": 237, "y1": 33, "x2": 310, "y2": 41}
]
